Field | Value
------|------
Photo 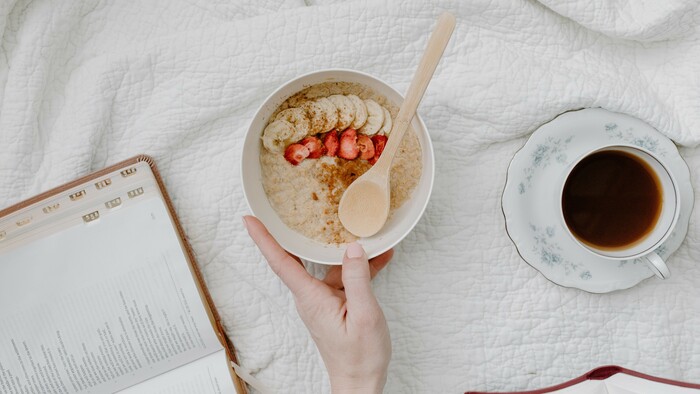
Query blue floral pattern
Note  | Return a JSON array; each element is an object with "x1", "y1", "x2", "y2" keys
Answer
[
  {"x1": 530, "y1": 224, "x2": 591, "y2": 279},
  {"x1": 604, "y1": 123, "x2": 667, "y2": 156},
  {"x1": 519, "y1": 136, "x2": 574, "y2": 194},
  {"x1": 655, "y1": 243, "x2": 669, "y2": 257},
  {"x1": 618, "y1": 239, "x2": 671, "y2": 268},
  {"x1": 617, "y1": 259, "x2": 641, "y2": 267}
]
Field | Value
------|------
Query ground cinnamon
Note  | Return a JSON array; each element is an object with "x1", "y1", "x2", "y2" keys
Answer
[{"x1": 315, "y1": 158, "x2": 372, "y2": 242}]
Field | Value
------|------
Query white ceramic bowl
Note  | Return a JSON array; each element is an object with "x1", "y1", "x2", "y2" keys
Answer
[{"x1": 240, "y1": 69, "x2": 435, "y2": 265}]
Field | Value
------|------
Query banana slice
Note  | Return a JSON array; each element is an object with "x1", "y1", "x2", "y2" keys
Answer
[
  {"x1": 299, "y1": 100, "x2": 327, "y2": 135},
  {"x1": 359, "y1": 99, "x2": 384, "y2": 136},
  {"x1": 303, "y1": 85, "x2": 331, "y2": 99},
  {"x1": 287, "y1": 85, "x2": 332, "y2": 107},
  {"x1": 275, "y1": 108, "x2": 310, "y2": 141},
  {"x1": 316, "y1": 97, "x2": 339, "y2": 132},
  {"x1": 328, "y1": 94, "x2": 355, "y2": 130},
  {"x1": 300, "y1": 98, "x2": 338, "y2": 134},
  {"x1": 347, "y1": 95, "x2": 368, "y2": 129},
  {"x1": 262, "y1": 119, "x2": 295, "y2": 153},
  {"x1": 379, "y1": 107, "x2": 392, "y2": 135}
]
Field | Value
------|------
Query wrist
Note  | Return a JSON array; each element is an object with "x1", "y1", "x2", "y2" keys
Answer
[{"x1": 330, "y1": 374, "x2": 386, "y2": 394}]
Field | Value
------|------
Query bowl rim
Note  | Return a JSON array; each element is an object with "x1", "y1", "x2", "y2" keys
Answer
[{"x1": 240, "y1": 68, "x2": 435, "y2": 264}]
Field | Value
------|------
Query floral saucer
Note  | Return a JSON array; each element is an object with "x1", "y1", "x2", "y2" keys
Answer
[{"x1": 502, "y1": 108, "x2": 694, "y2": 293}]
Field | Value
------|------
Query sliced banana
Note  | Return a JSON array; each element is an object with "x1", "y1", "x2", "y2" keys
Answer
[
  {"x1": 347, "y1": 95, "x2": 368, "y2": 129},
  {"x1": 299, "y1": 100, "x2": 327, "y2": 135},
  {"x1": 328, "y1": 94, "x2": 355, "y2": 130},
  {"x1": 262, "y1": 119, "x2": 295, "y2": 153},
  {"x1": 379, "y1": 107, "x2": 392, "y2": 135},
  {"x1": 303, "y1": 85, "x2": 331, "y2": 99},
  {"x1": 275, "y1": 108, "x2": 310, "y2": 141},
  {"x1": 316, "y1": 97, "x2": 339, "y2": 132},
  {"x1": 300, "y1": 99, "x2": 338, "y2": 134},
  {"x1": 286, "y1": 85, "x2": 331, "y2": 107},
  {"x1": 359, "y1": 99, "x2": 384, "y2": 135}
]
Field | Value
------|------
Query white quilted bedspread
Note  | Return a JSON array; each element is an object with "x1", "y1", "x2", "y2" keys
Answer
[{"x1": 1, "y1": 0, "x2": 699, "y2": 392}]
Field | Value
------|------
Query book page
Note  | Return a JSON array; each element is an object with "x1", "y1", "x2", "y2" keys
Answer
[
  {"x1": 605, "y1": 372, "x2": 700, "y2": 393},
  {"x1": 0, "y1": 197, "x2": 223, "y2": 393},
  {"x1": 117, "y1": 349, "x2": 236, "y2": 393},
  {"x1": 541, "y1": 380, "x2": 607, "y2": 394}
]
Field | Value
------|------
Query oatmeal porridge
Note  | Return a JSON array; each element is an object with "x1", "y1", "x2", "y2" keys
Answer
[{"x1": 260, "y1": 82, "x2": 422, "y2": 244}]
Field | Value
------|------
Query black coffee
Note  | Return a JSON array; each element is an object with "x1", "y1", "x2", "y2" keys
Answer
[{"x1": 562, "y1": 150, "x2": 662, "y2": 249}]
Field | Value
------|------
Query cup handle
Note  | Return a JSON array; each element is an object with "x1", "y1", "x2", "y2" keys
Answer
[{"x1": 642, "y1": 252, "x2": 671, "y2": 279}]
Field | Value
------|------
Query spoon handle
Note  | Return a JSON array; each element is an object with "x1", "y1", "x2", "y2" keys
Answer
[{"x1": 373, "y1": 12, "x2": 456, "y2": 173}]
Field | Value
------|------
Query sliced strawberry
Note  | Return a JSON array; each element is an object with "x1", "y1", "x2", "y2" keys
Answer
[
  {"x1": 357, "y1": 135, "x2": 375, "y2": 160},
  {"x1": 372, "y1": 135, "x2": 388, "y2": 156},
  {"x1": 284, "y1": 143, "x2": 310, "y2": 166},
  {"x1": 300, "y1": 136, "x2": 325, "y2": 159},
  {"x1": 322, "y1": 131, "x2": 339, "y2": 157},
  {"x1": 338, "y1": 128, "x2": 359, "y2": 160},
  {"x1": 368, "y1": 135, "x2": 388, "y2": 165}
]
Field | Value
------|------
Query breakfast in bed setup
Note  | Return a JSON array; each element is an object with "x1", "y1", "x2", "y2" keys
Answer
[{"x1": 1, "y1": 0, "x2": 700, "y2": 393}]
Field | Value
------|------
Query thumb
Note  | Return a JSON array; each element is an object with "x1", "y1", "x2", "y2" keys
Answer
[{"x1": 342, "y1": 242, "x2": 377, "y2": 312}]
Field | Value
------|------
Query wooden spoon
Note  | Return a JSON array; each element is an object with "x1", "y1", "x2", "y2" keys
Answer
[{"x1": 338, "y1": 12, "x2": 456, "y2": 238}]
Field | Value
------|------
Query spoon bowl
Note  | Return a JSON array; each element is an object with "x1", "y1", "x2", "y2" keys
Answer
[{"x1": 337, "y1": 174, "x2": 390, "y2": 238}]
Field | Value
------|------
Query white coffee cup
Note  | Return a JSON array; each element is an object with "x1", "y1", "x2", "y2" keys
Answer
[{"x1": 558, "y1": 145, "x2": 680, "y2": 279}]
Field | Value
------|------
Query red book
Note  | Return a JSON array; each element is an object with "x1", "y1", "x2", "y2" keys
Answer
[{"x1": 467, "y1": 366, "x2": 700, "y2": 394}]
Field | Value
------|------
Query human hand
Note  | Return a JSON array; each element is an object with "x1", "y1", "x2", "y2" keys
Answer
[{"x1": 243, "y1": 216, "x2": 393, "y2": 394}]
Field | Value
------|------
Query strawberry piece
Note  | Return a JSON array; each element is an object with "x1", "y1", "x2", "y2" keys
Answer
[
  {"x1": 357, "y1": 135, "x2": 375, "y2": 160},
  {"x1": 300, "y1": 136, "x2": 325, "y2": 159},
  {"x1": 322, "y1": 131, "x2": 339, "y2": 157},
  {"x1": 368, "y1": 135, "x2": 388, "y2": 165},
  {"x1": 338, "y1": 128, "x2": 359, "y2": 160},
  {"x1": 284, "y1": 143, "x2": 310, "y2": 166}
]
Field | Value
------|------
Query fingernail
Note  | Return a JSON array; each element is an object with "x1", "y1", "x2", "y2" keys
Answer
[
  {"x1": 346, "y1": 242, "x2": 364, "y2": 259},
  {"x1": 241, "y1": 216, "x2": 248, "y2": 230}
]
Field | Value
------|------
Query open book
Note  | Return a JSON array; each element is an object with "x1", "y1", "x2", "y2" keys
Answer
[
  {"x1": 467, "y1": 366, "x2": 700, "y2": 394},
  {"x1": 0, "y1": 156, "x2": 247, "y2": 393}
]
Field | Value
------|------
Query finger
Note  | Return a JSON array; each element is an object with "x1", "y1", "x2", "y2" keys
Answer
[
  {"x1": 341, "y1": 242, "x2": 377, "y2": 312},
  {"x1": 368, "y1": 249, "x2": 394, "y2": 278},
  {"x1": 243, "y1": 216, "x2": 316, "y2": 296},
  {"x1": 323, "y1": 266, "x2": 343, "y2": 289},
  {"x1": 323, "y1": 249, "x2": 394, "y2": 289}
]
